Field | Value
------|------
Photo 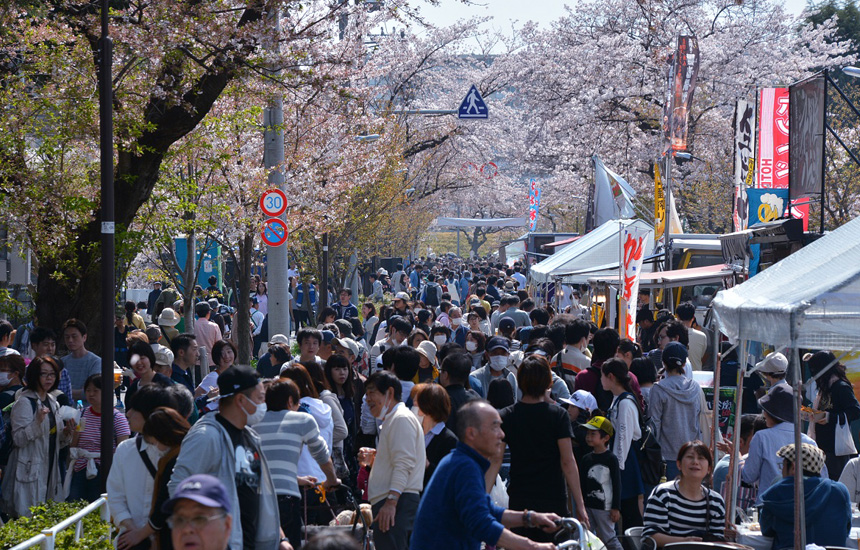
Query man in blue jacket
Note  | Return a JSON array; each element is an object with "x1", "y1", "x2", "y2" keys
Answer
[
  {"x1": 760, "y1": 442, "x2": 851, "y2": 550},
  {"x1": 411, "y1": 400, "x2": 560, "y2": 550}
]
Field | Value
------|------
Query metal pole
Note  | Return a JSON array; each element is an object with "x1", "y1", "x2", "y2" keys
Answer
[
  {"x1": 821, "y1": 71, "x2": 827, "y2": 235},
  {"x1": 710, "y1": 325, "x2": 721, "y2": 461},
  {"x1": 791, "y1": 331, "x2": 806, "y2": 548},
  {"x1": 98, "y1": 0, "x2": 115, "y2": 492},
  {"x1": 726, "y1": 338, "x2": 747, "y2": 527},
  {"x1": 263, "y1": 9, "x2": 291, "y2": 344},
  {"x1": 321, "y1": 233, "x2": 329, "y2": 311}
]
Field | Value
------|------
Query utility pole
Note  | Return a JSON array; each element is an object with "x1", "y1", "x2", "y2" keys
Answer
[
  {"x1": 263, "y1": 8, "x2": 291, "y2": 340},
  {"x1": 98, "y1": 0, "x2": 116, "y2": 491},
  {"x1": 321, "y1": 233, "x2": 329, "y2": 311}
]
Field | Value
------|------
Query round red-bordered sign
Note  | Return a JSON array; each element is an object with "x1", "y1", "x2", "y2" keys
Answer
[
  {"x1": 259, "y1": 189, "x2": 288, "y2": 217},
  {"x1": 261, "y1": 218, "x2": 288, "y2": 247}
]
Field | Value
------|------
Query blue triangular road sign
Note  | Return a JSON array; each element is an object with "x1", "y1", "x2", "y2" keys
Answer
[{"x1": 458, "y1": 85, "x2": 488, "y2": 119}]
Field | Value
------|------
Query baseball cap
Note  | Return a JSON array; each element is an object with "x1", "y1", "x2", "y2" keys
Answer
[
  {"x1": 776, "y1": 442, "x2": 825, "y2": 474},
  {"x1": 394, "y1": 292, "x2": 410, "y2": 302},
  {"x1": 583, "y1": 416, "x2": 614, "y2": 438},
  {"x1": 155, "y1": 347, "x2": 174, "y2": 367},
  {"x1": 321, "y1": 330, "x2": 336, "y2": 344},
  {"x1": 163, "y1": 474, "x2": 231, "y2": 515},
  {"x1": 332, "y1": 337, "x2": 359, "y2": 357},
  {"x1": 559, "y1": 390, "x2": 598, "y2": 412},
  {"x1": 756, "y1": 351, "x2": 788, "y2": 374},
  {"x1": 217, "y1": 365, "x2": 261, "y2": 398},
  {"x1": 269, "y1": 334, "x2": 289, "y2": 346},
  {"x1": 662, "y1": 341, "x2": 688, "y2": 369},
  {"x1": 498, "y1": 318, "x2": 516, "y2": 331},
  {"x1": 486, "y1": 336, "x2": 510, "y2": 353}
]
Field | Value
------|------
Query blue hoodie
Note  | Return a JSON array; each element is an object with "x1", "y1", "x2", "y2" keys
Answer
[{"x1": 760, "y1": 475, "x2": 851, "y2": 550}]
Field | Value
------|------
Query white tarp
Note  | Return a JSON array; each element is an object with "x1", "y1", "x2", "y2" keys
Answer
[
  {"x1": 434, "y1": 217, "x2": 528, "y2": 228},
  {"x1": 711, "y1": 214, "x2": 860, "y2": 349},
  {"x1": 530, "y1": 219, "x2": 654, "y2": 284}
]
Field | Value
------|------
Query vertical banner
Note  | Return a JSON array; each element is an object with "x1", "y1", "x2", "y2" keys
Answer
[
  {"x1": 654, "y1": 162, "x2": 665, "y2": 242},
  {"x1": 669, "y1": 35, "x2": 701, "y2": 152},
  {"x1": 528, "y1": 178, "x2": 541, "y2": 232},
  {"x1": 733, "y1": 100, "x2": 756, "y2": 231},
  {"x1": 620, "y1": 224, "x2": 649, "y2": 341},
  {"x1": 789, "y1": 74, "x2": 825, "y2": 200},
  {"x1": 757, "y1": 88, "x2": 790, "y2": 189}
]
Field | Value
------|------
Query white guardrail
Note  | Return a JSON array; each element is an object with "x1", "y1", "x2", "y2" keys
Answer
[{"x1": 8, "y1": 494, "x2": 111, "y2": 550}]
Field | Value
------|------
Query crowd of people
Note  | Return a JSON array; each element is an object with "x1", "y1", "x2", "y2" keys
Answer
[{"x1": 0, "y1": 257, "x2": 856, "y2": 550}]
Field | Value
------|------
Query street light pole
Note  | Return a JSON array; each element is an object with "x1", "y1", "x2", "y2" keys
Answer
[{"x1": 98, "y1": 0, "x2": 116, "y2": 491}]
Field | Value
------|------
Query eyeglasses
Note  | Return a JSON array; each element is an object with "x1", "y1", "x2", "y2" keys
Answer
[
  {"x1": 167, "y1": 513, "x2": 226, "y2": 530},
  {"x1": 40, "y1": 372, "x2": 56, "y2": 379}
]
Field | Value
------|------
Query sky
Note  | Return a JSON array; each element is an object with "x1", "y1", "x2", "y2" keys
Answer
[{"x1": 418, "y1": 0, "x2": 810, "y2": 33}]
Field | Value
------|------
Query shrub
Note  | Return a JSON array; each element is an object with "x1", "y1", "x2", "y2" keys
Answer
[{"x1": 0, "y1": 500, "x2": 111, "y2": 549}]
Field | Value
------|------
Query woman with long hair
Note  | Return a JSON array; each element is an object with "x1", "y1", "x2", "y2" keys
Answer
[
  {"x1": 194, "y1": 340, "x2": 236, "y2": 407},
  {"x1": 601, "y1": 357, "x2": 645, "y2": 528},
  {"x1": 146, "y1": 408, "x2": 191, "y2": 550},
  {"x1": 808, "y1": 350, "x2": 860, "y2": 479},
  {"x1": 325, "y1": 355, "x2": 363, "y2": 487},
  {"x1": 255, "y1": 281, "x2": 269, "y2": 317},
  {"x1": 279, "y1": 364, "x2": 335, "y2": 483},
  {"x1": 1, "y1": 357, "x2": 75, "y2": 517},
  {"x1": 361, "y1": 303, "x2": 378, "y2": 345},
  {"x1": 643, "y1": 441, "x2": 726, "y2": 547},
  {"x1": 303, "y1": 361, "x2": 349, "y2": 481},
  {"x1": 126, "y1": 340, "x2": 173, "y2": 404},
  {"x1": 500, "y1": 355, "x2": 588, "y2": 541}
]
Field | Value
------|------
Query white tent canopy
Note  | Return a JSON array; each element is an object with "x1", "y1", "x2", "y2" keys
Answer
[
  {"x1": 711, "y1": 214, "x2": 860, "y2": 349},
  {"x1": 529, "y1": 219, "x2": 654, "y2": 284}
]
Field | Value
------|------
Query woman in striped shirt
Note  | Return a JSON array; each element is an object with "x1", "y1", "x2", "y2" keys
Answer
[{"x1": 643, "y1": 441, "x2": 726, "y2": 547}]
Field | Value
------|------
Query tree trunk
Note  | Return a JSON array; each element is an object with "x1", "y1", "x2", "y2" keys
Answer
[
  {"x1": 182, "y1": 227, "x2": 197, "y2": 330},
  {"x1": 235, "y1": 233, "x2": 254, "y2": 364}
]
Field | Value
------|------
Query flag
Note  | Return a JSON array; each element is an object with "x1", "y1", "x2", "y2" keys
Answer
[
  {"x1": 593, "y1": 156, "x2": 636, "y2": 227},
  {"x1": 667, "y1": 36, "x2": 700, "y2": 152},
  {"x1": 621, "y1": 223, "x2": 650, "y2": 340},
  {"x1": 757, "y1": 88, "x2": 789, "y2": 189},
  {"x1": 654, "y1": 163, "x2": 665, "y2": 242},
  {"x1": 528, "y1": 178, "x2": 541, "y2": 232}
]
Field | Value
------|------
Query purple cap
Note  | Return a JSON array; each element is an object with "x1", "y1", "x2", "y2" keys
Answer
[{"x1": 163, "y1": 474, "x2": 231, "y2": 514}]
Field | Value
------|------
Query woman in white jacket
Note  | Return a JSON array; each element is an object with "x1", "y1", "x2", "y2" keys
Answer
[
  {"x1": 279, "y1": 364, "x2": 334, "y2": 482},
  {"x1": 1, "y1": 357, "x2": 74, "y2": 518}
]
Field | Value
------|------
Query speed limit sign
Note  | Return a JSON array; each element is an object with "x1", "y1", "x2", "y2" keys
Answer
[{"x1": 259, "y1": 189, "x2": 288, "y2": 217}]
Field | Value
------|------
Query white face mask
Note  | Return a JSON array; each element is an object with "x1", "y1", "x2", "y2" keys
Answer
[
  {"x1": 410, "y1": 405, "x2": 425, "y2": 424},
  {"x1": 465, "y1": 341, "x2": 478, "y2": 352},
  {"x1": 0, "y1": 372, "x2": 11, "y2": 386},
  {"x1": 374, "y1": 395, "x2": 392, "y2": 420},
  {"x1": 242, "y1": 398, "x2": 267, "y2": 426},
  {"x1": 434, "y1": 335, "x2": 448, "y2": 346},
  {"x1": 451, "y1": 317, "x2": 462, "y2": 327},
  {"x1": 489, "y1": 355, "x2": 508, "y2": 371}
]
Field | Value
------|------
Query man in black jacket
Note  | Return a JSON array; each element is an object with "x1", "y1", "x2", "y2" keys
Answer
[{"x1": 439, "y1": 352, "x2": 479, "y2": 437}]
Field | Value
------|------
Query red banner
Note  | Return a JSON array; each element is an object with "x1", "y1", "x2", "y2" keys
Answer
[{"x1": 757, "y1": 88, "x2": 789, "y2": 189}]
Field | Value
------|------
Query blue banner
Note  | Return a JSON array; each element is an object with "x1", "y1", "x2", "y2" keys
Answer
[{"x1": 747, "y1": 188, "x2": 789, "y2": 226}]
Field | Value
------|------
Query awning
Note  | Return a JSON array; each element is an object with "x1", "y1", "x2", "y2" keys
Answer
[
  {"x1": 587, "y1": 263, "x2": 741, "y2": 290},
  {"x1": 542, "y1": 236, "x2": 581, "y2": 249}
]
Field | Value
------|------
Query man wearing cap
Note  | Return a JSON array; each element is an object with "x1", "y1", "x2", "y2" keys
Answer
[
  {"x1": 411, "y1": 400, "x2": 560, "y2": 550},
  {"x1": 195, "y1": 301, "x2": 223, "y2": 364},
  {"x1": 470, "y1": 337, "x2": 518, "y2": 399},
  {"x1": 742, "y1": 384, "x2": 826, "y2": 503},
  {"x1": 164, "y1": 474, "x2": 233, "y2": 550},
  {"x1": 760, "y1": 443, "x2": 850, "y2": 550},
  {"x1": 147, "y1": 281, "x2": 163, "y2": 323},
  {"x1": 754, "y1": 351, "x2": 790, "y2": 395},
  {"x1": 257, "y1": 334, "x2": 290, "y2": 379},
  {"x1": 169, "y1": 365, "x2": 289, "y2": 550},
  {"x1": 332, "y1": 337, "x2": 360, "y2": 366}
]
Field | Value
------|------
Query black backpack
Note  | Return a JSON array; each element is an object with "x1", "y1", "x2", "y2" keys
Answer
[
  {"x1": 611, "y1": 392, "x2": 665, "y2": 486},
  {"x1": 424, "y1": 283, "x2": 440, "y2": 307}
]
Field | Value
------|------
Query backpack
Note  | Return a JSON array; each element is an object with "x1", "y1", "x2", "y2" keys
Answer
[
  {"x1": 424, "y1": 283, "x2": 440, "y2": 307},
  {"x1": 551, "y1": 352, "x2": 577, "y2": 395},
  {"x1": 611, "y1": 391, "x2": 665, "y2": 486},
  {"x1": 0, "y1": 395, "x2": 38, "y2": 467}
]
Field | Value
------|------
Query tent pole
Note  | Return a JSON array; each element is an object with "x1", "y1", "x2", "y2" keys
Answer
[
  {"x1": 710, "y1": 326, "x2": 721, "y2": 464},
  {"x1": 727, "y1": 338, "x2": 747, "y2": 527},
  {"x1": 791, "y1": 336, "x2": 806, "y2": 549}
]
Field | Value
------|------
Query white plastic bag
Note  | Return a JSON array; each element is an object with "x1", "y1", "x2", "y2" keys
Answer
[
  {"x1": 489, "y1": 474, "x2": 508, "y2": 509},
  {"x1": 835, "y1": 412, "x2": 857, "y2": 456}
]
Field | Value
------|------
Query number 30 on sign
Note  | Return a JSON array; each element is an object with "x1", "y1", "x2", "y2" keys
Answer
[{"x1": 259, "y1": 189, "x2": 287, "y2": 217}]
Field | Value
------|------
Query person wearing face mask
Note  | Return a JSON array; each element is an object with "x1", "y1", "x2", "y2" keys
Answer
[
  {"x1": 465, "y1": 331, "x2": 487, "y2": 370},
  {"x1": 430, "y1": 326, "x2": 451, "y2": 350},
  {"x1": 449, "y1": 307, "x2": 469, "y2": 347},
  {"x1": 168, "y1": 365, "x2": 290, "y2": 550},
  {"x1": 365, "y1": 371, "x2": 425, "y2": 550},
  {"x1": 470, "y1": 337, "x2": 518, "y2": 399}
]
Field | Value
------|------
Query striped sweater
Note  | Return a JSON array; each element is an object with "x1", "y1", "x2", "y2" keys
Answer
[
  {"x1": 643, "y1": 481, "x2": 726, "y2": 538},
  {"x1": 255, "y1": 410, "x2": 330, "y2": 498}
]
